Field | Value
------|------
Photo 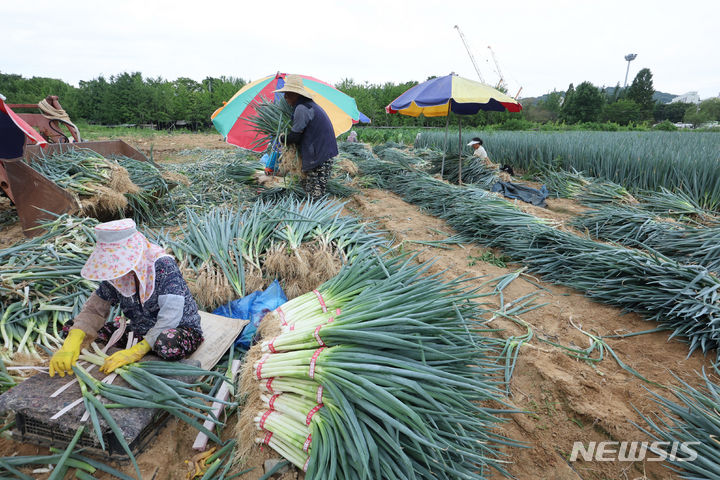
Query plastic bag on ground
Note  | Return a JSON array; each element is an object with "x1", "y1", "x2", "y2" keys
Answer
[{"x1": 212, "y1": 280, "x2": 287, "y2": 350}]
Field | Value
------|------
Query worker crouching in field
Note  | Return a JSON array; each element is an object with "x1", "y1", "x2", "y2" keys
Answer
[
  {"x1": 276, "y1": 75, "x2": 338, "y2": 200},
  {"x1": 49, "y1": 219, "x2": 203, "y2": 377}
]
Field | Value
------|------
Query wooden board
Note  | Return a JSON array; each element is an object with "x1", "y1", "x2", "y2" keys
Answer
[{"x1": 187, "y1": 311, "x2": 248, "y2": 370}]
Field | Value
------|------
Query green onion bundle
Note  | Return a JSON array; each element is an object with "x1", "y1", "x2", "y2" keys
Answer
[
  {"x1": 238, "y1": 254, "x2": 518, "y2": 479},
  {"x1": 423, "y1": 153, "x2": 501, "y2": 188},
  {"x1": 539, "y1": 169, "x2": 635, "y2": 205},
  {"x1": 245, "y1": 98, "x2": 293, "y2": 150},
  {"x1": 637, "y1": 187, "x2": 719, "y2": 223}
]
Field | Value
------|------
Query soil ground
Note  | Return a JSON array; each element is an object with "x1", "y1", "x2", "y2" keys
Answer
[{"x1": 0, "y1": 132, "x2": 713, "y2": 480}]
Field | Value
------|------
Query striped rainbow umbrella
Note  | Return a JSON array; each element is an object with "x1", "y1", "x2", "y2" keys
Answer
[{"x1": 211, "y1": 73, "x2": 361, "y2": 152}]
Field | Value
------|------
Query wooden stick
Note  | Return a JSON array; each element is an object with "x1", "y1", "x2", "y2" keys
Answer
[{"x1": 192, "y1": 359, "x2": 241, "y2": 451}]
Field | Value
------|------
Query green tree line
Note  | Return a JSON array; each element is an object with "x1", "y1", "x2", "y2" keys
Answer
[
  {"x1": 525, "y1": 68, "x2": 720, "y2": 128},
  {"x1": 2, "y1": 70, "x2": 718, "y2": 130}
]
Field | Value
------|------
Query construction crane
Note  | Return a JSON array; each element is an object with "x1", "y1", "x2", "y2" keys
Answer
[
  {"x1": 487, "y1": 45, "x2": 506, "y2": 91},
  {"x1": 454, "y1": 25, "x2": 485, "y2": 84},
  {"x1": 487, "y1": 45, "x2": 523, "y2": 99}
]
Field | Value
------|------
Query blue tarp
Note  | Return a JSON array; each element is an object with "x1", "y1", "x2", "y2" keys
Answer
[
  {"x1": 491, "y1": 181, "x2": 549, "y2": 208},
  {"x1": 213, "y1": 280, "x2": 287, "y2": 350}
]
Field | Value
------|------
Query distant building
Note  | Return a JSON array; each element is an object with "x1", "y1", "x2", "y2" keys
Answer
[{"x1": 670, "y1": 92, "x2": 701, "y2": 104}]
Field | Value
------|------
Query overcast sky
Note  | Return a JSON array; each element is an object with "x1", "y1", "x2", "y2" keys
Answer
[{"x1": 3, "y1": 0, "x2": 718, "y2": 100}]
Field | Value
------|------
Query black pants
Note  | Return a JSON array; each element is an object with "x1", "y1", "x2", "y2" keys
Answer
[{"x1": 302, "y1": 159, "x2": 333, "y2": 200}]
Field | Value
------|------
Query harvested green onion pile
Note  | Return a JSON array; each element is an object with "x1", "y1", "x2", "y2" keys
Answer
[
  {"x1": 637, "y1": 187, "x2": 719, "y2": 223},
  {"x1": 423, "y1": 152, "x2": 501, "y2": 188},
  {"x1": 29, "y1": 149, "x2": 176, "y2": 222},
  {"x1": 30, "y1": 149, "x2": 134, "y2": 215},
  {"x1": 164, "y1": 150, "x2": 258, "y2": 210},
  {"x1": 0, "y1": 215, "x2": 99, "y2": 362},
  {"x1": 539, "y1": 169, "x2": 636, "y2": 206},
  {"x1": 155, "y1": 197, "x2": 386, "y2": 308},
  {"x1": 346, "y1": 148, "x2": 720, "y2": 361},
  {"x1": 573, "y1": 205, "x2": 720, "y2": 273},
  {"x1": 238, "y1": 254, "x2": 518, "y2": 479},
  {"x1": 116, "y1": 156, "x2": 178, "y2": 225},
  {"x1": 636, "y1": 370, "x2": 720, "y2": 479}
]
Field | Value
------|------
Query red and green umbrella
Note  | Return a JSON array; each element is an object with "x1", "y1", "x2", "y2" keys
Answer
[{"x1": 211, "y1": 73, "x2": 361, "y2": 152}]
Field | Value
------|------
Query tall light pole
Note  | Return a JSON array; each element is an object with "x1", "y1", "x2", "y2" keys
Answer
[{"x1": 624, "y1": 53, "x2": 637, "y2": 88}]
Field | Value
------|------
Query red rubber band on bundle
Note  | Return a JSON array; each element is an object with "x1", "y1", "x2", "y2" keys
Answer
[
  {"x1": 265, "y1": 378, "x2": 275, "y2": 393},
  {"x1": 313, "y1": 325, "x2": 325, "y2": 346},
  {"x1": 316, "y1": 385, "x2": 324, "y2": 404},
  {"x1": 269, "y1": 394, "x2": 280, "y2": 410},
  {"x1": 268, "y1": 337, "x2": 277, "y2": 353},
  {"x1": 256, "y1": 354, "x2": 270, "y2": 380},
  {"x1": 277, "y1": 307, "x2": 287, "y2": 325},
  {"x1": 290, "y1": 324, "x2": 295, "y2": 331},
  {"x1": 303, "y1": 456, "x2": 310, "y2": 472},
  {"x1": 260, "y1": 409, "x2": 273, "y2": 430},
  {"x1": 309, "y1": 347, "x2": 325, "y2": 379},
  {"x1": 305, "y1": 403, "x2": 323, "y2": 426},
  {"x1": 262, "y1": 431, "x2": 273, "y2": 445},
  {"x1": 313, "y1": 290, "x2": 327, "y2": 313},
  {"x1": 303, "y1": 434, "x2": 312, "y2": 452}
]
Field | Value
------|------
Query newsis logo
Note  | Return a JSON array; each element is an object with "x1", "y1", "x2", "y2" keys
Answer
[{"x1": 569, "y1": 441, "x2": 700, "y2": 462}]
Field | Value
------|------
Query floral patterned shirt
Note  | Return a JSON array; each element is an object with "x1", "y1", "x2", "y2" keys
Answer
[{"x1": 95, "y1": 257, "x2": 202, "y2": 341}]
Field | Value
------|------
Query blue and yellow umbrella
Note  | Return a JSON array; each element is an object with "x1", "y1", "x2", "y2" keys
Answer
[
  {"x1": 386, "y1": 73, "x2": 522, "y2": 182},
  {"x1": 386, "y1": 73, "x2": 522, "y2": 116}
]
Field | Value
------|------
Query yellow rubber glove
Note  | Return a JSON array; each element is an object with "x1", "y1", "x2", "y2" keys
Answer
[
  {"x1": 100, "y1": 339, "x2": 151, "y2": 373},
  {"x1": 49, "y1": 329, "x2": 86, "y2": 377}
]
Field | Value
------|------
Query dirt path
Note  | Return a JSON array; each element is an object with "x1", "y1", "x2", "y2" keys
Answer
[
  {"x1": 349, "y1": 188, "x2": 710, "y2": 480},
  {"x1": 100, "y1": 132, "x2": 235, "y2": 163}
]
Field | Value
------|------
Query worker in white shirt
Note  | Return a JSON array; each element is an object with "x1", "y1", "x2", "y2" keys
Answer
[
  {"x1": 467, "y1": 137, "x2": 489, "y2": 161},
  {"x1": 468, "y1": 137, "x2": 515, "y2": 176}
]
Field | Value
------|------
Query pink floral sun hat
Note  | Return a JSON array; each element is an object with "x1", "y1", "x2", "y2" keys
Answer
[{"x1": 81, "y1": 219, "x2": 169, "y2": 303}]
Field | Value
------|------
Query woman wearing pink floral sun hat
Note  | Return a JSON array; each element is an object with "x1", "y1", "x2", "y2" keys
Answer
[{"x1": 49, "y1": 219, "x2": 203, "y2": 377}]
